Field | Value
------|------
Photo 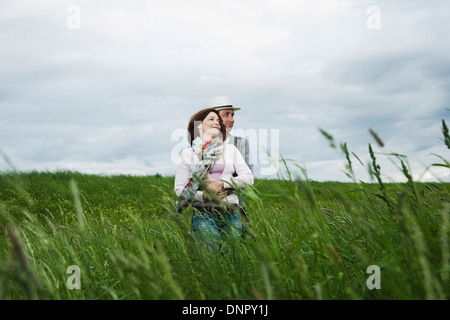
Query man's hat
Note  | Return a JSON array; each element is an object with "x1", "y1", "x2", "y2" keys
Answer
[{"x1": 207, "y1": 96, "x2": 241, "y2": 111}]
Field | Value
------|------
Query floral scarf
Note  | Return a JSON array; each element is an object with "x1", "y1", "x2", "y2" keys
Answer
[{"x1": 175, "y1": 136, "x2": 224, "y2": 212}]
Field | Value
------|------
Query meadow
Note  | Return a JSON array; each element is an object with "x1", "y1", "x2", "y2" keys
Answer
[{"x1": 0, "y1": 123, "x2": 449, "y2": 300}]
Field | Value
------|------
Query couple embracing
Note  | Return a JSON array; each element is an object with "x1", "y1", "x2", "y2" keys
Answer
[{"x1": 174, "y1": 97, "x2": 254, "y2": 252}]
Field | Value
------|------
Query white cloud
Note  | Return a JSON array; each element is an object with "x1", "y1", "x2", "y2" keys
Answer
[{"x1": 1, "y1": 0, "x2": 449, "y2": 182}]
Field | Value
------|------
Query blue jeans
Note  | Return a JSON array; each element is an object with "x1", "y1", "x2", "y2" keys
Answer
[{"x1": 191, "y1": 210, "x2": 243, "y2": 252}]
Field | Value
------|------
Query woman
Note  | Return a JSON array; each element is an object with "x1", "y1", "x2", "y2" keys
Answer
[{"x1": 175, "y1": 108, "x2": 254, "y2": 252}]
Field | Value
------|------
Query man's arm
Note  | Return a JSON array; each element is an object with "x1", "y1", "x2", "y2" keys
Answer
[{"x1": 234, "y1": 136, "x2": 253, "y2": 173}]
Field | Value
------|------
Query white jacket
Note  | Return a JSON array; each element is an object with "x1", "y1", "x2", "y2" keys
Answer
[{"x1": 174, "y1": 143, "x2": 254, "y2": 206}]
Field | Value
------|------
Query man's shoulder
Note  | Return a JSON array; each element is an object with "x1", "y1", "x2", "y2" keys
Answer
[{"x1": 230, "y1": 135, "x2": 249, "y2": 144}]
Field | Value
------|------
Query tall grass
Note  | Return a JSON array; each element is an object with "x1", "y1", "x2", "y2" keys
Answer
[{"x1": 0, "y1": 120, "x2": 448, "y2": 300}]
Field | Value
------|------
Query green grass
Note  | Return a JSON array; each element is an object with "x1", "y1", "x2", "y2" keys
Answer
[
  {"x1": 0, "y1": 120, "x2": 449, "y2": 300},
  {"x1": 0, "y1": 170, "x2": 448, "y2": 300}
]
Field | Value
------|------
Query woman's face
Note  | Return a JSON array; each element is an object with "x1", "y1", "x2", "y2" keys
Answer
[{"x1": 200, "y1": 112, "x2": 221, "y2": 139}]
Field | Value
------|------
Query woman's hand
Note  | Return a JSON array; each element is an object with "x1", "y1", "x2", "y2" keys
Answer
[
  {"x1": 205, "y1": 180, "x2": 224, "y2": 194},
  {"x1": 204, "y1": 181, "x2": 229, "y2": 200},
  {"x1": 217, "y1": 189, "x2": 229, "y2": 199}
]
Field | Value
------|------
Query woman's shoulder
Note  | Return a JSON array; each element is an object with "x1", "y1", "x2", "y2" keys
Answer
[
  {"x1": 180, "y1": 147, "x2": 195, "y2": 160},
  {"x1": 181, "y1": 147, "x2": 193, "y2": 155}
]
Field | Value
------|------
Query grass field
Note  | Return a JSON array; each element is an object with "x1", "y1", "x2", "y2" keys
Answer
[
  {"x1": 0, "y1": 169, "x2": 448, "y2": 300},
  {"x1": 0, "y1": 123, "x2": 449, "y2": 300}
]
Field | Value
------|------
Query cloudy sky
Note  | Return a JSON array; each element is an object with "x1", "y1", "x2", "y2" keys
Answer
[{"x1": 1, "y1": 0, "x2": 449, "y2": 182}]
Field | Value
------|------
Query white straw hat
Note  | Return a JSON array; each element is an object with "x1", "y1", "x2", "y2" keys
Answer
[{"x1": 207, "y1": 96, "x2": 241, "y2": 111}]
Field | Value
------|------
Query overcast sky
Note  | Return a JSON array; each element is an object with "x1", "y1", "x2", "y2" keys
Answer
[{"x1": 1, "y1": 0, "x2": 449, "y2": 182}]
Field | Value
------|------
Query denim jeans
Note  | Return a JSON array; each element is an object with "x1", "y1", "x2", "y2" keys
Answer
[{"x1": 191, "y1": 210, "x2": 243, "y2": 252}]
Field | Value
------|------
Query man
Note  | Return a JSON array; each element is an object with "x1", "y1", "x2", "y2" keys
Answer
[
  {"x1": 206, "y1": 96, "x2": 255, "y2": 239},
  {"x1": 207, "y1": 96, "x2": 253, "y2": 173}
]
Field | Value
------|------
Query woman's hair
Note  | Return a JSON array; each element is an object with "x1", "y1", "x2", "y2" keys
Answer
[{"x1": 187, "y1": 108, "x2": 227, "y2": 145}]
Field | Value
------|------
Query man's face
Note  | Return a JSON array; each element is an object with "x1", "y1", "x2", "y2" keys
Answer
[{"x1": 218, "y1": 109, "x2": 235, "y2": 132}]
